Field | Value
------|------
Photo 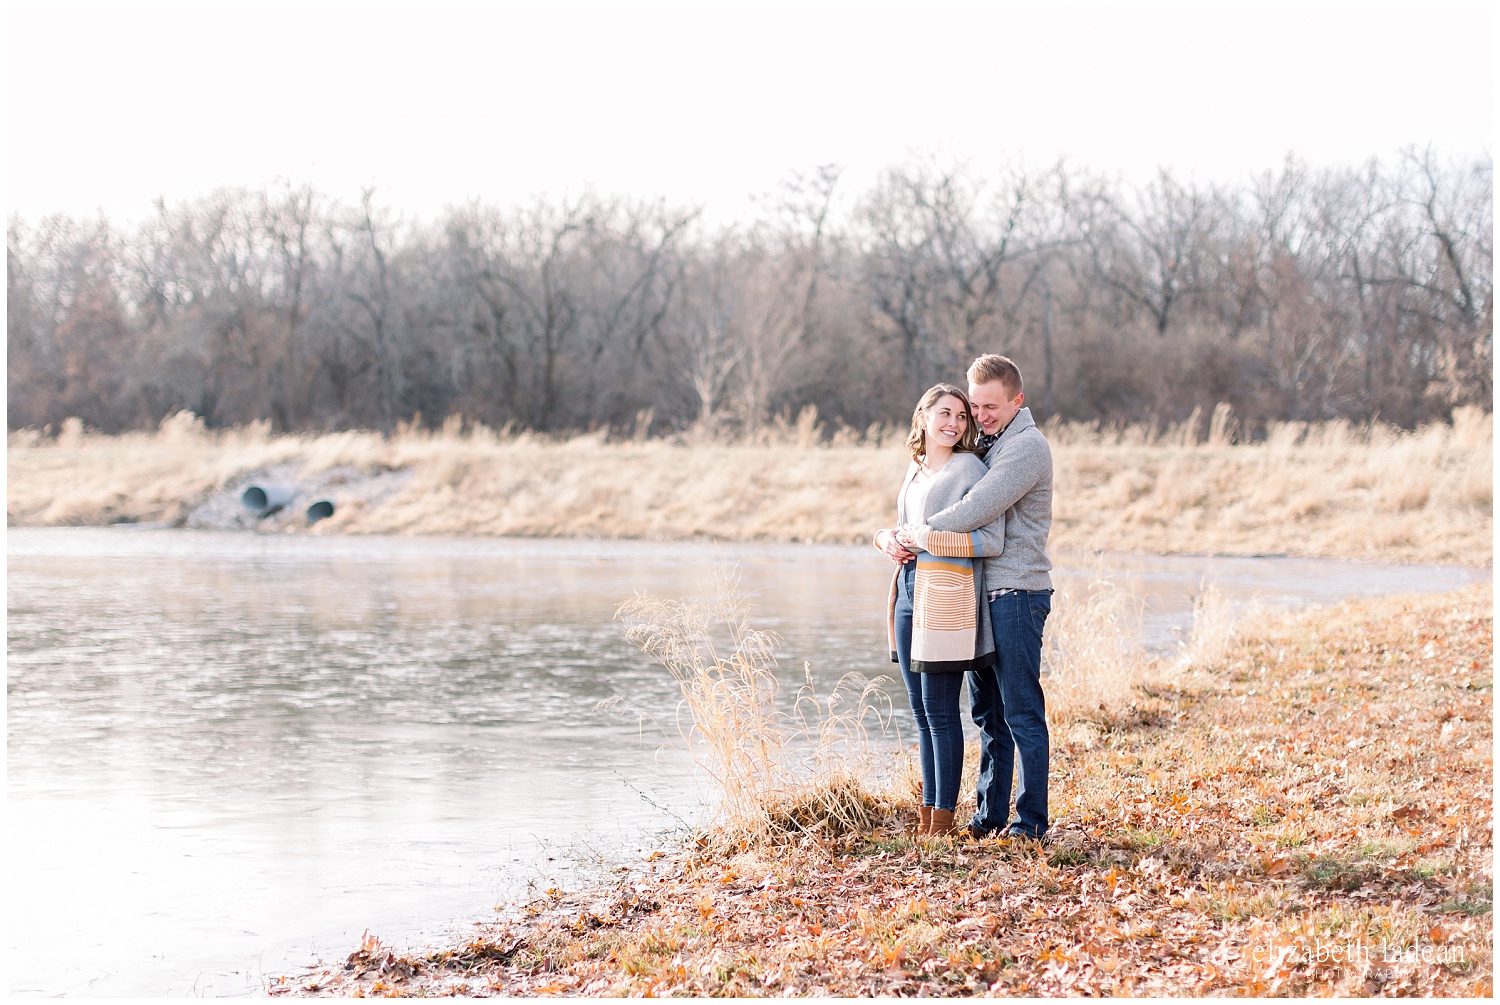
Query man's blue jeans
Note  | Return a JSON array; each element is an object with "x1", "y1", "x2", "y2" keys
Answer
[
  {"x1": 893, "y1": 561, "x2": 966, "y2": 812},
  {"x1": 968, "y1": 589, "x2": 1051, "y2": 837}
]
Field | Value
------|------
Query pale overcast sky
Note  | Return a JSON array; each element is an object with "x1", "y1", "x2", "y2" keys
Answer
[{"x1": 7, "y1": 6, "x2": 1494, "y2": 227}]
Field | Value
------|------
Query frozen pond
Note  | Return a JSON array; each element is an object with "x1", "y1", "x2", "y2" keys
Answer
[{"x1": 7, "y1": 528, "x2": 1489, "y2": 996}]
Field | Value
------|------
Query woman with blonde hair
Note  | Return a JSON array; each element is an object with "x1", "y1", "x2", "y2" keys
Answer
[{"x1": 873, "y1": 383, "x2": 1003, "y2": 836}]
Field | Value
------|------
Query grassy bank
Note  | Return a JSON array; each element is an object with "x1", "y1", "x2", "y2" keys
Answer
[
  {"x1": 272, "y1": 583, "x2": 1492, "y2": 997},
  {"x1": 7, "y1": 408, "x2": 1492, "y2": 565}
]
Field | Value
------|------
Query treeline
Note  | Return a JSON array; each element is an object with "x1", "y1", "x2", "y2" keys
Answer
[{"x1": 7, "y1": 150, "x2": 1491, "y2": 437}]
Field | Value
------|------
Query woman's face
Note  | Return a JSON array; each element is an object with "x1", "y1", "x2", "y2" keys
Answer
[{"x1": 923, "y1": 393, "x2": 969, "y2": 450}]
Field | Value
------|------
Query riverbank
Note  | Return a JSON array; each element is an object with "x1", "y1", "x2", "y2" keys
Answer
[
  {"x1": 7, "y1": 408, "x2": 1492, "y2": 565},
  {"x1": 272, "y1": 583, "x2": 1492, "y2": 997}
]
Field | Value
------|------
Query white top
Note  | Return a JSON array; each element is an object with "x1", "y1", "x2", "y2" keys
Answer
[{"x1": 898, "y1": 463, "x2": 937, "y2": 527}]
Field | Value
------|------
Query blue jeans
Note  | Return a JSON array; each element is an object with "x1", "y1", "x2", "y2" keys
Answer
[
  {"x1": 968, "y1": 590, "x2": 1051, "y2": 837},
  {"x1": 893, "y1": 561, "x2": 966, "y2": 812}
]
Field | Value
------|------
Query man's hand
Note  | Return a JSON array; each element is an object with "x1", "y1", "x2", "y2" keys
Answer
[{"x1": 874, "y1": 529, "x2": 915, "y2": 564}]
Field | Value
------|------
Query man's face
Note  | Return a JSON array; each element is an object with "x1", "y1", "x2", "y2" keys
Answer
[{"x1": 968, "y1": 379, "x2": 1024, "y2": 437}]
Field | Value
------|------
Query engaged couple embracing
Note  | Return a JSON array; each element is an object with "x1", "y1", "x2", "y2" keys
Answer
[{"x1": 874, "y1": 354, "x2": 1054, "y2": 841}]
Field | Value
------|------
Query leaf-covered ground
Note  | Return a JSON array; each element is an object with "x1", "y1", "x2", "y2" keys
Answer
[{"x1": 273, "y1": 584, "x2": 1492, "y2": 997}]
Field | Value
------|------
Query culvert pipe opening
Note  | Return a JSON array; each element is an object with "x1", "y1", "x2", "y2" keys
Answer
[{"x1": 241, "y1": 484, "x2": 297, "y2": 517}]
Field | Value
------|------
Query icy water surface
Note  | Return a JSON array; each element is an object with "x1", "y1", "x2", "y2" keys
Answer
[{"x1": 7, "y1": 528, "x2": 1488, "y2": 996}]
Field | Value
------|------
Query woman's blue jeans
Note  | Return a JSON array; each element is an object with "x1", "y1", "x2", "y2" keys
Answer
[{"x1": 894, "y1": 561, "x2": 966, "y2": 811}]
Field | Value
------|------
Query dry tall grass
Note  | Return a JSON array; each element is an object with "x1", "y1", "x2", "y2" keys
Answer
[
  {"x1": 615, "y1": 567, "x2": 894, "y2": 845},
  {"x1": 1042, "y1": 570, "x2": 1156, "y2": 732},
  {"x1": 1040, "y1": 571, "x2": 1239, "y2": 743},
  {"x1": 616, "y1": 563, "x2": 1243, "y2": 846},
  {"x1": 7, "y1": 406, "x2": 1491, "y2": 564},
  {"x1": 1050, "y1": 404, "x2": 1492, "y2": 564}
]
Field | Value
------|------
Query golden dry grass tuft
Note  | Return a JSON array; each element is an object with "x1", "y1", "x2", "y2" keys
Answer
[
  {"x1": 615, "y1": 567, "x2": 898, "y2": 847},
  {"x1": 8, "y1": 406, "x2": 1491, "y2": 564},
  {"x1": 274, "y1": 582, "x2": 1492, "y2": 998},
  {"x1": 1042, "y1": 569, "x2": 1159, "y2": 730}
]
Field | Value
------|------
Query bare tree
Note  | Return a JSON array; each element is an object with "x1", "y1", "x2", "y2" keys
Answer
[
  {"x1": 259, "y1": 184, "x2": 318, "y2": 429},
  {"x1": 1072, "y1": 169, "x2": 1226, "y2": 339},
  {"x1": 669, "y1": 238, "x2": 745, "y2": 430},
  {"x1": 7, "y1": 152, "x2": 1491, "y2": 438},
  {"x1": 861, "y1": 161, "x2": 1050, "y2": 398}
]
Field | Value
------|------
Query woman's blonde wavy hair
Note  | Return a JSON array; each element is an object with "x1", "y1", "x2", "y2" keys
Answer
[{"x1": 905, "y1": 383, "x2": 979, "y2": 461}]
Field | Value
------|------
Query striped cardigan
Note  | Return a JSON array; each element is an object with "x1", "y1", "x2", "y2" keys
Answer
[{"x1": 885, "y1": 453, "x2": 1005, "y2": 673}]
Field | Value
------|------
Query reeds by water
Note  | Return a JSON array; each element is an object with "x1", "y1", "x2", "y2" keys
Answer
[
  {"x1": 617, "y1": 563, "x2": 1244, "y2": 845},
  {"x1": 615, "y1": 567, "x2": 895, "y2": 846},
  {"x1": 8, "y1": 406, "x2": 1490, "y2": 565},
  {"x1": 1041, "y1": 570, "x2": 1157, "y2": 729},
  {"x1": 1043, "y1": 573, "x2": 1245, "y2": 750}
]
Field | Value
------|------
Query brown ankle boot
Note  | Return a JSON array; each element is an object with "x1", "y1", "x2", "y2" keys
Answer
[
  {"x1": 929, "y1": 808, "x2": 957, "y2": 836},
  {"x1": 917, "y1": 806, "x2": 933, "y2": 836}
]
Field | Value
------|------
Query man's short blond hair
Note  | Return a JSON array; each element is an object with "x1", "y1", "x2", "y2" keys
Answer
[{"x1": 967, "y1": 354, "x2": 1023, "y2": 398}]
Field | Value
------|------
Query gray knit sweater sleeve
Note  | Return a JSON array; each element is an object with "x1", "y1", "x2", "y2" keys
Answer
[
  {"x1": 926, "y1": 432, "x2": 1049, "y2": 535},
  {"x1": 905, "y1": 453, "x2": 1006, "y2": 557},
  {"x1": 925, "y1": 409, "x2": 1054, "y2": 591}
]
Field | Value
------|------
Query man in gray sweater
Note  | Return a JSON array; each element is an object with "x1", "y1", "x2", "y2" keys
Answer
[{"x1": 902, "y1": 354, "x2": 1053, "y2": 839}]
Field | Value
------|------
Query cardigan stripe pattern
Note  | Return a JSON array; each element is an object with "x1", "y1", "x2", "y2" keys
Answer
[
  {"x1": 921, "y1": 529, "x2": 979, "y2": 558},
  {"x1": 910, "y1": 554, "x2": 989, "y2": 672},
  {"x1": 885, "y1": 454, "x2": 998, "y2": 675},
  {"x1": 887, "y1": 555, "x2": 994, "y2": 673},
  {"x1": 914, "y1": 557, "x2": 974, "y2": 630}
]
